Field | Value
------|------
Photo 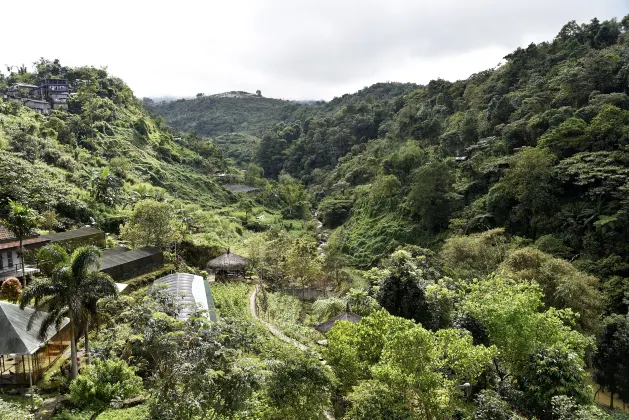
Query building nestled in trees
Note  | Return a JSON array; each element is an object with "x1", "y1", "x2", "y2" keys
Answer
[
  {"x1": 314, "y1": 309, "x2": 362, "y2": 334},
  {"x1": 0, "y1": 226, "x2": 48, "y2": 282},
  {"x1": 0, "y1": 301, "x2": 71, "y2": 385},
  {"x1": 206, "y1": 249, "x2": 250, "y2": 280},
  {"x1": 153, "y1": 273, "x2": 218, "y2": 322},
  {"x1": 1, "y1": 79, "x2": 70, "y2": 115}
]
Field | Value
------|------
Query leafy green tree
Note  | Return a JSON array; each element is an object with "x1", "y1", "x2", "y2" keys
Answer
[
  {"x1": 474, "y1": 390, "x2": 523, "y2": 420},
  {"x1": 20, "y1": 246, "x2": 118, "y2": 378},
  {"x1": 439, "y1": 228, "x2": 511, "y2": 280},
  {"x1": 539, "y1": 117, "x2": 587, "y2": 156},
  {"x1": 282, "y1": 239, "x2": 322, "y2": 292},
  {"x1": 326, "y1": 310, "x2": 495, "y2": 417},
  {"x1": 460, "y1": 275, "x2": 591, "y2": 376},
  {"x1": 120, "y1": 199, "x2": 180, "y2": 249},
  {"x1": 345, "y1": 380, "x2": 412, "y2": 420},
  {"x1": 36, "y1": 243, "x2": 69, "y2": 277},
  {"x1": 503, "y1": 147, "x2": 556, "y2": 238},
  {"x1": 375, "y1": 250, "x2": 431, "y2": 326},
  {"x1": 87, "y1": 167, "x2": 123, "y2": 206},
  {"x1": 519, "y1": 345, "x2": 591, "y2": 417},
  {"x1": 592, "y1": 314, "x2": 629, "y2": 408},
  {"x1": 69, "y1": 359, "x2": 143, "y2": 412},
  {"x1": 264, "y1": 354, "x2": 334, "y2": 419},
  {"x1": 500, "y1": 247, "x2": 604, "y2": 332},
  {"x1": 2, "y1": 200, "x2": 38, "y2": 285},
  {"x1": 40, "y1": 209, "x2": 58, "y2": 233},
  {"x1": 407, "y1": 161, "x2": 455, "y2": 233},
  {"x1": 278, "y1": 174, "x2": 310, "y2": 219}
]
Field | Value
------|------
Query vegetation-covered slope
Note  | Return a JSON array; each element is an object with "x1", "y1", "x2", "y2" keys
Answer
[
  {"x1": 0, "y1": 60, "x2": 234, "y2": 233},
  {"x1": 254, "y1": 16, "x2": 629, "y2": 274}
]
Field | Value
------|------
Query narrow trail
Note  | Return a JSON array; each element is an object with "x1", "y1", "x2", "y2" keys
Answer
[
  {"x1": 249, "y1": 284, "x2": 308, "y2": 351},
  {"x1": 249, "y1": 284, "x2": 335, "y2": 420}
]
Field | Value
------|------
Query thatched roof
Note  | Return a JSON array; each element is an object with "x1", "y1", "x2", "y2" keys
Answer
[
  {"x1": 207, "y1": 250, "x2": 250, "y2": 270},
  {"x1": 0, "y1": 301, "x2": 69, "y2": 355},
  {"x1": 314, "y1": 311, "x2": 362, "y2": 334}
]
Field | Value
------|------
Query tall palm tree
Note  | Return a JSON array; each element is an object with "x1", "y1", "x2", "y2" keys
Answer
[
  {"x1": 3, "y1": 201, "x2": 38, "y2": 287},
  {"x1": 20, "y1": 246, "x2": 118, "y2": 378}
]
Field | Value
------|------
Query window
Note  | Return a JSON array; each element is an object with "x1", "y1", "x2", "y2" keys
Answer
[
  {"x1": 8, "y1": 251, "x2": 13, "y2": 268},
  {"x1": 0, "y1": 253, "x2": 3, "y2": 270}
]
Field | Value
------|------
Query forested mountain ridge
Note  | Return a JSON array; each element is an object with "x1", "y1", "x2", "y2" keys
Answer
[
  {"x1": 251, "y1": 16, "x2": 629, "y2": 275},
  {"x1": 147, "y1": 82, "x2": 421, "y2": 165}
]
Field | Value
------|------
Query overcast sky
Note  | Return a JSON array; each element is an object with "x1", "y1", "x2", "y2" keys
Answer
[{"x1": 2, "y1": 1, "x2": 627, "y2": 100}]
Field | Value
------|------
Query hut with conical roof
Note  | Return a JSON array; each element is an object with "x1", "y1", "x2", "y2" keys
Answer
[{"x1": 206, "y1": 249, "x2": 250, "y2": 280}]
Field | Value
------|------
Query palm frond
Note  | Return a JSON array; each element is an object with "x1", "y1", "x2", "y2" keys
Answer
[
  {"x1": 37, "y1": 307, "x2": 65, "y2": 341},
  {"x1": 20, "y1": 278, "x2": 59, "y2": 308},
  {"x1": 70, "y1": 246, "x2": 102, "y2": 277}
]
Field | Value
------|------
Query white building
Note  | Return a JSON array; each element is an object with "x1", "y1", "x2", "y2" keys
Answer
[{"x1": 0, "y1": 226, "x2": 47, "y2": 282}]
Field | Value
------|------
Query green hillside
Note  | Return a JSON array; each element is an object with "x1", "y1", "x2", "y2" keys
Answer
[
  {"x1": 147, "y1": 95, "x2": 301, "y2": 137},
  {"x1": 0, "y1": 61, "x2": 249, "y2": 248},
  {"x1": 3, "y1": 15, "x2": 629, "y2": 420}
]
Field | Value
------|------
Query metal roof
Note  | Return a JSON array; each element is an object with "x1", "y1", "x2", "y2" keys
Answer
[
  {"x1": 102, "y1": 246, "x2": 130, "y2": 258},
  {"x1": 0, "y1": 301, "x2": 69, "y2": 355},
  {"x1": 153, "y1": 273, "x2": 217, "y2": 322},
  {"x1": 41, "y1": 227, "x2": 104, "y2": 243},
  {"x1": 100, "y1": 246, "x2": 161, "y2": 271}
]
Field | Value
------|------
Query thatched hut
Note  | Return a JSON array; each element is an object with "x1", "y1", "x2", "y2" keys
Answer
[
  {"x1": 314, "y1": 311, "x2": 362, "y2": 334},
  {"x1": 206, "y1": 249, "x2": 250, "y2": 280}
]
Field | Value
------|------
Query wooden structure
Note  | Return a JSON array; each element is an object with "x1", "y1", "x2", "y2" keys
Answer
[
  {"x1": 153, "y1": 273, "x2": 217, "y2": 322},
  {"x1": 0, "y1": 301, "x2": 71, "y2": 385},
  {"x1": 314, "y1": 310, "x2": 362, "y2": 334},
  {"x1": 206, "y1": 249, "x2": 250, "y2": 280}
]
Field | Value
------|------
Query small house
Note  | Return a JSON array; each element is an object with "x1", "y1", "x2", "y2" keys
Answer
[
  {"x1": 0, "y1": 226, "x2": 48, "y2": 282},
  {"x1": 206, "y1": 249, "x2": 250, "y2": 280},
  {"x1": 0, "y1": 301, "x2": 71, "y2": 385},
  {"x1": 153, "y1": 273, "x2": 217, "y2": 322}
]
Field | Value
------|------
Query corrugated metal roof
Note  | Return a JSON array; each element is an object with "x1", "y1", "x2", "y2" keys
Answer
[
  {"x1": 153, "y1": 273, "x2": 217, "y2": 322},
  {"x1": 0, "y1": 301, "x2": 69, "y2": 355},
  {"x1": 100, "y1": 246, "x2": 161, "y2": 271},
  {"x1": 41, "y1": 227, "x2": 104, "y2": 242}
]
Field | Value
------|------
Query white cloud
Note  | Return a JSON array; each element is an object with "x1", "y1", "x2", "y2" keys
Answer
[{"x1": 2, "y1": 0, "x2": 626, "y2": 100}]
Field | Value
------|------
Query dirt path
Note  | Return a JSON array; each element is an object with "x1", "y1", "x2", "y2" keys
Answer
[
  {"x1": 249, "y1": 284, "x2": 335, "y2": 419},
  {"x1": 249, "y1": 284, "x2": 308, "y2": 351}
]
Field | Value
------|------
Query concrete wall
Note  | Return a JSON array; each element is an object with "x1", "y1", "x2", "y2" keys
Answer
[{"x1": 0, "y1": 250, "x2": 20, "y2": 274}]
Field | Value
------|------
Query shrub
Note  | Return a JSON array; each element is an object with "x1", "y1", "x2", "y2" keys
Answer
[
  {"x1": 0, "y1": 397, "x2": 33, "y2": 420},
  {"x1": 69, "y1": 359, "x2": 143, "y2": 411},
  {"x1": 0, "y1": 277, "x2": 22, "y2": 303}
]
